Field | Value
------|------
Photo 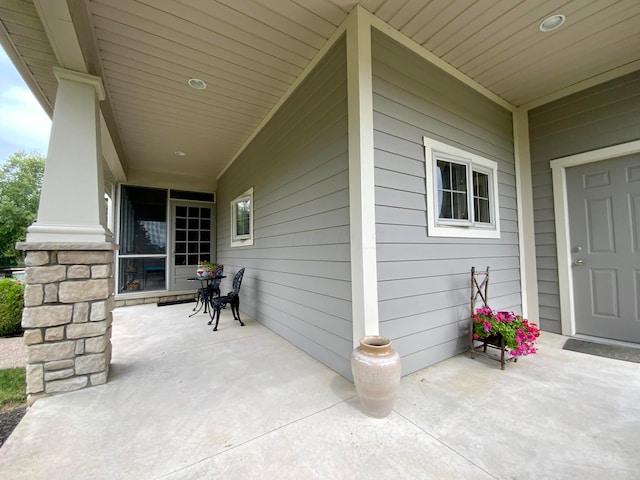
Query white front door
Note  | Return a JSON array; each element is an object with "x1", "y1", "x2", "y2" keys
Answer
[
  {"x1": 566, "y1": 154, "x2": 640, "y2": 343},
  {"x1": 170, "y1": 201, "x2": 215, "y2": 291}
]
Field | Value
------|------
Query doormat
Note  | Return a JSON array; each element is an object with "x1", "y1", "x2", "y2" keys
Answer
[
  {"x1": 157, "y1": 298, "x2": 196, "y2": 307},
  {"x1": 562, "y1": 338, "x2": 640, "y2": 363}
]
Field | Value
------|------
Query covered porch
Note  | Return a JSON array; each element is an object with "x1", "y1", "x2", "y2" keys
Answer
[
  {"x1": 1, "y1": 303, "x2": 638, "y2": 479},
  {"x1": 1, "y1": 0, "x2": 639, "y2": 403}
]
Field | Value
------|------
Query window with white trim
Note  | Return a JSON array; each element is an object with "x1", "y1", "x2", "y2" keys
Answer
[
  {"x1": 230, "y1": 188, "x2": 253, "y2": 247},
  {"x1": 424, "y1": 137, "x2": 500, "y2": 238}
]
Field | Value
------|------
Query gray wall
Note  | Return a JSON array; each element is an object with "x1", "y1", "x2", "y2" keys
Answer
[
  {"x1": 216, "y1": 39, "x2": 353, "y2": 378},
  {"x1": 371, "y1": 31, "x2": 519, "y2": 375},
  {"x1": 529, "y1": 70, "x2": 640, "y2": 333}
]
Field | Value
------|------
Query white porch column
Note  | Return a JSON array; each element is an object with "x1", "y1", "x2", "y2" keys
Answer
[
  {"x1": 26, "y1": 67, "x2": 111, "y2": 243},
  {"x1": 347, "y1": 7, "x2": 379, "y2": 346},
  {"x1": 18, "y1": 68, "x2": 117, "y2": 404}
]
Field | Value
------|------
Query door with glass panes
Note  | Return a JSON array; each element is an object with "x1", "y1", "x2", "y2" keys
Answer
[{"x1": 170, "y1": 202, "x2": 215, "y2": 291}]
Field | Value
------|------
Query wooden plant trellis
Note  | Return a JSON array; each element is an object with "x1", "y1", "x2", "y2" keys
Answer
[{"x1": 469, "y1": 266, "x2": 516, "y2": 370}]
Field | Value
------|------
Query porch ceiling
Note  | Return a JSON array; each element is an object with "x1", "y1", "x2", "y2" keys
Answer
[{"x1": 1, "y1": 0, "x2": 639, "y2": 190}]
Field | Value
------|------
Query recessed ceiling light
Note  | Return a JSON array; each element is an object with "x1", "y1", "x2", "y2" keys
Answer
[
  {"x1": 174, "y1": 151, "x2": 186, "y2": 157},
  {"x1": 188, "y1": 78, "x2": 207, "y2": 90},
  {"x1": 539, "y1": 14, "x2": 565, "y2": 32}
]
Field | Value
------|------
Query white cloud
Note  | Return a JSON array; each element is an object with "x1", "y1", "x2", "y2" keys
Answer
[
  {"x1": 0, "y1": 86, "x2": 51, "y2": 144},
  {"x1": 0, "y1": 47, "x2": 51, "y2": 162}
]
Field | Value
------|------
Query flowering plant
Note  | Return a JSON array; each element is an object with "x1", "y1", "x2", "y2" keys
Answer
[
  {"x1": 198, "y1": 261, "x2": 219, "y2": 269},
  {"x1": 196, "y1": 261, "x2": 222, "y2": 279},
  {"x1": 472, "y1": 306, "x2": 540, "y2": 357}
]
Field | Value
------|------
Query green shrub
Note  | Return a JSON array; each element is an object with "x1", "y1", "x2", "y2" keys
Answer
[{"x1": 0, "y1": 279, "x2": 24, "y2": 337}]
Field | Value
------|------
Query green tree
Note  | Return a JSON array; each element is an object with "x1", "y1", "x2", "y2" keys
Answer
[{"x1": 0, "y1": 151, "x2": 45, "y2": 266}]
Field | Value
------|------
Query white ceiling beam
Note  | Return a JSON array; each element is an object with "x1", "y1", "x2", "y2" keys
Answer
[
  {"x1": 33, "y1": 0, "x2": 127, "y2": 183},
  {"x1": 33, "y1": 0, "x2": 86, "y2": 72}
]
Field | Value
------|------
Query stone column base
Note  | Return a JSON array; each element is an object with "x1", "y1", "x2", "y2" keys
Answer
[{"x1": 17, "y1": 242, "x2": 117, "y2": 405}]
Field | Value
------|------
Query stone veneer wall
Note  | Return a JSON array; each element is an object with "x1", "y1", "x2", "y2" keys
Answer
[
  {"x1": 114, "y1": 293, "x2": 195, "y2": 308},
  {"x1": 20, "y1": 246, "x2": 115, "y2": 404}
]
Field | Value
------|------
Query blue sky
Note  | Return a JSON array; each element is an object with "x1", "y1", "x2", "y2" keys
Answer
[{"x1": 0, "y1": 45, "x2": 51, "y2": 164}]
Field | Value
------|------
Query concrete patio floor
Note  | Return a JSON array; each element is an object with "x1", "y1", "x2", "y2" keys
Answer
[{"x1": 1, "y1": 303, "x2": 639, "y2": 479}]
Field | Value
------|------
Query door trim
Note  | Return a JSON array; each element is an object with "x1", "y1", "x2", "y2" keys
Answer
[{"x1": 550, "y1": 139, "x2": 640, "y2": 336}]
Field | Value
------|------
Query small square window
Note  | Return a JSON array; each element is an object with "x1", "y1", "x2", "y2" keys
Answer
[
  {"x1": 231, "y1": 188, "x2": 254, "y2": 247},
  {"x1": 473, "y1": 170, "x2": 491, "y2": 224},
  {"x1": 436, "y1": 158, "x2": 471, "y2": 224},
  {"x1": 424, "y1": 137, "x2": 500, "y2": 239},
  {"x1": 235, "y1": 199, "x2": 251, "y2": 237}
]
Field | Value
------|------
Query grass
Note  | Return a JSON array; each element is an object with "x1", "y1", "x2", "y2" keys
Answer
[{"x1": 0, "y1": 367, "x2": 26, "y2": 412}]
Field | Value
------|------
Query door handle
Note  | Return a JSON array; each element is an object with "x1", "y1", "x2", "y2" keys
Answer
[{"x1": 574, "y1": 259, "x2": 584, "y2": 266}]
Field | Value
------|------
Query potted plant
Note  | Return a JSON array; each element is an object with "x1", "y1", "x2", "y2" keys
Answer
[
  {"x1": 196, "y1": 261, "x2": 219, "y2": 280},
  {"x1": 472, "y1": 306, "x2": 540, "y2": 357}
]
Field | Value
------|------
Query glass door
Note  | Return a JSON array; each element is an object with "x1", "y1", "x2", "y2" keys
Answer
[{"x1": 170, "y1": 201, "x2": 215, "y2": 291}]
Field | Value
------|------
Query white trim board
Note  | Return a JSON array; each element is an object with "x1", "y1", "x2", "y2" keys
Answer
[
  {"x1": 364, "y1": 9, "x2": 514, "y2": 113},
  {"x1": 218, "y1": 5, "x2": 519, "y2": 181},
  {"x1": 218, "y1": 17, "x2": 349, "y2": 180},
  {"x1": 521, "y1": 59, "x2": 640, "y2": 111},
  {"x1": 550, "y1": 139, "x2": 640, "y2": 336},
  {"x1": 513, "y1": 109, "x2": 539, "y2": 321},
  {"x1": 423, "y1": 137, "x2": 501, "y2": 239},
  {"x1": 347, "y1": 7, "x2": 379, "y2": 345}
]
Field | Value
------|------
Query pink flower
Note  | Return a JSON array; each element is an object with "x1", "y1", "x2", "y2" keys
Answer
[{"x1": 473, "y1": 305, "x2": 539, "y2": 357}]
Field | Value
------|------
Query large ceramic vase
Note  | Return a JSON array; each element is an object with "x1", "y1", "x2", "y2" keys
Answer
[{"x1": 351, "y1": 335, "x2": 401, "y2": 418}]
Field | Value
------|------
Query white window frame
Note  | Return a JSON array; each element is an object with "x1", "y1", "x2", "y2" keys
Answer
[
  {"x1": 424, "y1": 137, "x2": 501, "y2": 239},
  {"x1": 230, "y1": 187, "x2": 254, "y2": 247}
]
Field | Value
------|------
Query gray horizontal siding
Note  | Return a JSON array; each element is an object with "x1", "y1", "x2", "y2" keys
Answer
[
  {"x1": 216, "y1": 38, "x2": 352, "y2": 378},
  {"x1": 371, "y1": 31, "x2": 519, "y2": 376},
  {"x1": 528, "y1": 69, "x2": 640, "y2": 334}
]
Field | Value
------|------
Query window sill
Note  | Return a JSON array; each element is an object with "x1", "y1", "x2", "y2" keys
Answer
[{"x1": 429, "y1": 225, "x2": 500, "y2": 239}]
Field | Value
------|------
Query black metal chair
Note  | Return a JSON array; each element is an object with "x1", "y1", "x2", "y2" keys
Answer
[
  {"x1": 208, "y1": 268, "x2": 245, "y2": 331},
  {"x1": 208, "y1": 265, "x2": 224, "y2": 298}
]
